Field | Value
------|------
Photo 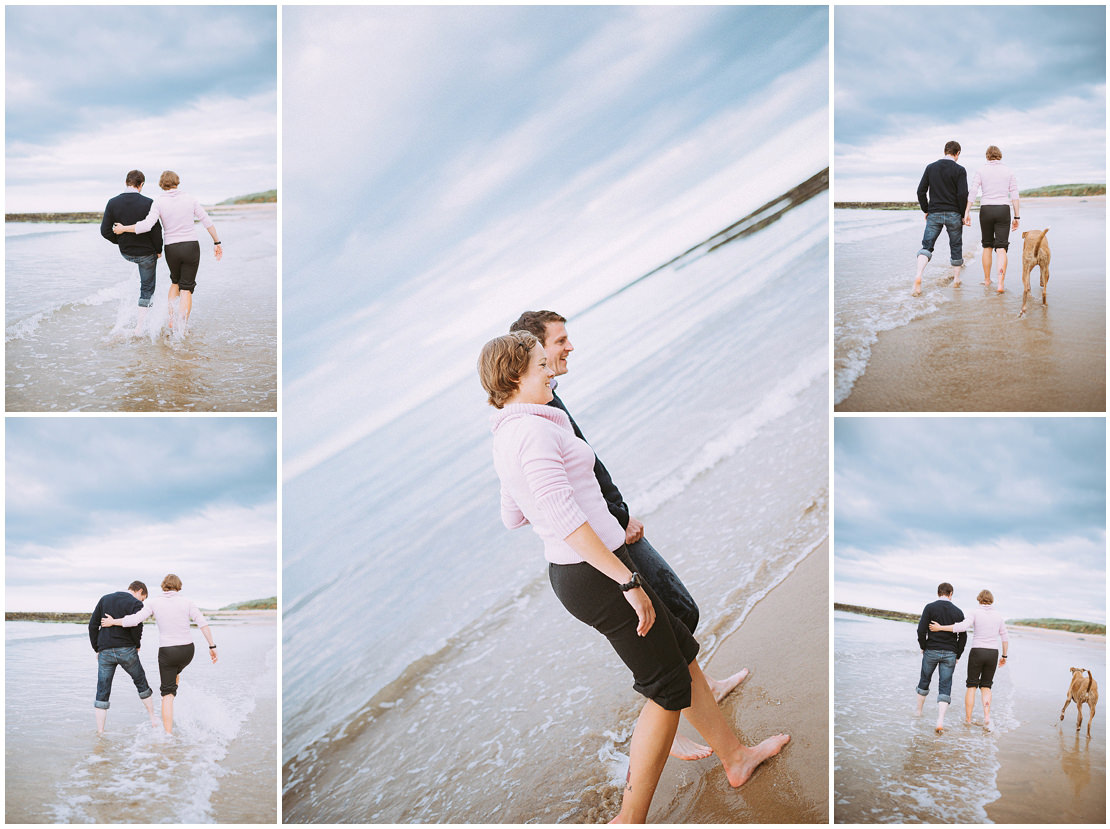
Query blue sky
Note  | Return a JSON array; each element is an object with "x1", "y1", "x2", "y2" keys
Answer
[
  {"x1": 282, "y1": 5, "x2": 829, "y2": 477},
  {"x1": 835, "y1": 6, "x2": 1105, "y2": 200},
  {"x1": 5, "y1": 6, "x2": 276, "y2": 211},
  {"x1": 835, "y1": 418, "x2": 1105, "y2": 624},
  {"x1": 6, "y1": 418, "x2": 277, "y2": 612}
]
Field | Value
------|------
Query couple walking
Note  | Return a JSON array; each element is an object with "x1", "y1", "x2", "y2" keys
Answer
[
  {"x1": 912, "y1": 140, "x2": 1021, "y2": 296},
  {"x1": 479, "y1": 311, "x2": 789, "y2": 823},
  {"x1": 100, "y1": 169, "x2": 223, "y2": 333},
  {"x1": 915, "y1": 582, "x2": 1009, "y2": 733},
  {"x1": 89, "y1": 574, "x2": 217, "y2": 736}
]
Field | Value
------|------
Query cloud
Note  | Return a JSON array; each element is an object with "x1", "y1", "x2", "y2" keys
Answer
[{"x1": 834, "y1": 418, "x2": 1106, "y2": 622}]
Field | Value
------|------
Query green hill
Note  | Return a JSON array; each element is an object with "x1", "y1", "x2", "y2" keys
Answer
[
  {"x1": 1019, "y1": 183, "x2": 1104, "y2": 197},
  {"x1": 836, "y1": 604, "x2": 1104, "y2": 634},
  {"x1": 220, "y1": 596, "x2": 277, "y2": 610},
  {"x1": 219, "y1": 189, "x2": 277, "y2": 205}
]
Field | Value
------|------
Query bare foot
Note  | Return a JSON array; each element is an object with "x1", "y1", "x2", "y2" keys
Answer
[
  {"x1": 708, "y1": 668, "x2": 750, "y2": 704},
  {"x1": 724, "y1": 734, "x2": 790, "y2": 787},
  {"x1": 912, "y1": 278, "x2": 922, "y2": 297},
  {"x1": 996, "y1": 287, "x2": 1004, "y2": 294},
  {"x1": 670, "y1": 732, "x2": 714, "y2": 761},
  {"x1": 953, "y1": 279, "x2": 961, "y2": 287},
  {"x1": 935, "y1": 725, "x2": 944, "y2": 734}
]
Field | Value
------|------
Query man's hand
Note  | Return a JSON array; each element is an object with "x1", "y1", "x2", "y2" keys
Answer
[
  {"x1": 624, "y1": 517, "x2": 645, "y2": 545},
  {"x1": 623, "y1": 586, "x2": 655, "y2": 637},
  {"x1": 962, "y1": 214, "x2": 972, "y2": 226}
]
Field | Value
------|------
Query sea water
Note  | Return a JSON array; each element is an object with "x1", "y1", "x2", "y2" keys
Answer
[
  {"x1": 5, "y1": 205, "x2": 276, "y2": 411},
  {"x1": 5, "y1": 617, "x2": 277, "y2": 823},
  {"x1": 834, "y1": 612, "x2": 1105, "y2": 823},
  {"x1": 834, "y1": 200, "x2": 1106, "y2": 405},
  {"x1": 282, "y1": 191, "x2": 829, "y2": 821}
]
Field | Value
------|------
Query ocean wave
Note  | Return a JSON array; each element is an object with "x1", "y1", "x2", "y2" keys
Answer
[{"x1": 6, "y1": 281, "x2": 130, "y2": 342}]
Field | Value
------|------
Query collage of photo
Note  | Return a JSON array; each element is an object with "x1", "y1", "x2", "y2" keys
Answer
[{"x1": 4, "y1": 4, "x2": 1105, "y2": 825}]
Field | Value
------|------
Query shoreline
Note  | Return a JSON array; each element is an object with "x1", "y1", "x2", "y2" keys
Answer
[
  {"x1": 649, "y1": 541, "x2": 828, "y2": 823},
  {"x1": 6, "y1": 609, "x2": 277, "y2": 623},
  {"x1": 6, "y1": 201, "x2": 276, "y2": 224}
]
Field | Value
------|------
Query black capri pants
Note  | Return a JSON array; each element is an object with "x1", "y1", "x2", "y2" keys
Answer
[
  {"x1": 164, "y1": 241, "x2": 202, "y2": 292},
  {"x1": 548, "y1": 545, "x2": 699, "y2": 711},
  {"x1": 965, "y1": 647, "x2": 999, "y2": 689},
  {"x1": 979, "y1": 204, "x2": 1011, "y2": 251},
  {"x1": 158, "y1": 643, "x2": 195, "y2": 696}
]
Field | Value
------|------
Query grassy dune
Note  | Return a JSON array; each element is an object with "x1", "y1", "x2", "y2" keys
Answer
[{"x1": 836, "y1": 603, "x2": 1104, "y2": 635}]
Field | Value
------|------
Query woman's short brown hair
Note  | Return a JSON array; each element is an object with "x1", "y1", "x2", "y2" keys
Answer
[
  {"x1": 159, "y1": 170, "x2": 180, "y2": 190},
  {"x1": 977, "y1": 589, "x2": 994, "y2": 605},
  {"x1": 162, "y1": 573, "x2": 183, "y2": 592},
  {"x1": 985, "y1": 145, "x2": 1002, "y2": 161},
  {"x1": 478, "y1": 330, "x2": 538, "y2": 408}
]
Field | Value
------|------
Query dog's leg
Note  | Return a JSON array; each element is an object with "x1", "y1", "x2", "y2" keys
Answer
[
  {"x1": 1088, "y1": 699, "x2": 1096, "y2": 738},
  {"x1": 1041, "y1": 262, "x2": 1049, "y2": 305},
  {"x1": 1019, "y1": 262, "x2": 1032, "y2": 317},
  {"x1": 1076, "y1": 702, "x2": 1083, "y2": 733},
  {"x1": 1061, "y1": 696, "x2": 1073, "y2": 721}
]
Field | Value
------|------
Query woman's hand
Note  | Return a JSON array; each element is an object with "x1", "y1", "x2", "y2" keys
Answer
[
  {"x1": 210, "y1": 647, "x2": 219, "y2": 664},
  {"x1": 112, "y1": 222, "x2": 128, "y2": 235},
  {"x1": 928, "y1": 620, "x2": 951, "y2": 632},
  {"x1": 101, "y1": 614, "x2": 119, "y2": 627},
  {"x1": 623, "y1": 586, "x2": 655, "y2": 637},
  {"x1": 213, "y1": 243, "x2": 223, "y2": 262}
]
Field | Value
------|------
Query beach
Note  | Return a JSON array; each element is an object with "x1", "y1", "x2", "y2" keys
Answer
[
  {"x1": 5, "y1": 203, "x2": 276, "y2": 411},
  {"x1": 282, "y1": 192, "x2": 829, "y2": 822},
  {"x1": 5, "y1": 613, "x2": 278, "y2": 823},
  {"x1": 834, "y1": 612, "x2": 1105, "y2": 823},
  {"x1": 835, "y1": 197, "x2": 1105, "y2": 411}
]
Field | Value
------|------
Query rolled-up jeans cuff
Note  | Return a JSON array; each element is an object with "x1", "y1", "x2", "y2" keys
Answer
[
  {"x1": 94, "y1": 700, "x2": 110, "y2": 710},
  {"x1": 137, "y1": 688, "x2": 153, "y2": 700},
  {"x1": 917, "y1": 249, "x2": 933, "y2": 260},
  {"x1": 937, "y1": 693, "x2": 952, "y2": 704},
  {"x1": 137, "y1": 297, "x2": 153, "y2": 308},
  {"x1": 950, "y1": 258, "x2": 964, "y2": 267}
]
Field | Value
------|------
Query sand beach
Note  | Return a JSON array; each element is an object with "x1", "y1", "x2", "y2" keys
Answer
[{"x1": 835, "y1": 197, "x2": 1105, "y2": 411}]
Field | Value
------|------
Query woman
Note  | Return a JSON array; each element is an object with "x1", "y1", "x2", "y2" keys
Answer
[
  {"x1": 930, "y1": 589, "x2": 1009, "y2": 730},
  {"x1": 479, "y1": 330, "x2": 788, "y2": 823},
  {"x1": 113, "y1": 170, "x2": 222, "y2": 327},
  {"x1": 102, "y1": 573, "x2": 218, "y2": 734},
  {"x1": 964, "y1": 146, "x2": 1020, "y2": 293}
]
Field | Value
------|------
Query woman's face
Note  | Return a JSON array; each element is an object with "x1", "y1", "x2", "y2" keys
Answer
[{"x1": 515, "y1": 342, "x2": 555, "y2": 404}]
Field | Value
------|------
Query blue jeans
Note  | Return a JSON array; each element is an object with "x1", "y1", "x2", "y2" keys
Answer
[
  {"x1": 626, "y1": 537, "x2": 700, "y2": 634},
  {"x1": 121, "y1": 252, "x2": 158, "y2": 307},
  {"x1": 95, "y1": 646, "x2": 153, "y2": 709},
  {"x1": 917, "y1": 649, "x2": 957, "y2": 703},
  {"x1": 918, "y1": 211, "x2": 964, "y2": 266}
]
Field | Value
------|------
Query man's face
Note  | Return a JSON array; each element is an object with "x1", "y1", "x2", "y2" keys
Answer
[{"x1": 543, "y1": 321, "x2": 574, "y2": 376}]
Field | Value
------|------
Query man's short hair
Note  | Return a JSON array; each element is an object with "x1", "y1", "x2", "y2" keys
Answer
[
  {"x1": 125, "y1": 170, "x2": 145, "y2": 188},
  {"x1": 510, "y1": 310, "x2": 566, "y2": 345},
  {"x1": 985, "y1": 145, "x2": 1002, "y2": 161},
  {"x1": 158, "y1": 170, "x2": 180, "y2": 190},
  {"x1": 478, "y1": 330, "x2": 538, "y2": 408},
  {"x1": 128, "y1": 580, "x2": 148, "y2": 597},
  {"x1": 161, "y1": 573, "x2": 182, "y2": 592},
  {"x1": 944, "y1": 141, "x2": 961, "y2": 157},
  {"x1": 977, "y1": 589, "x2": 994, "y2": 605},
  {"x1": 937, "y1": 582, "x2": 954, "y2": 597}
]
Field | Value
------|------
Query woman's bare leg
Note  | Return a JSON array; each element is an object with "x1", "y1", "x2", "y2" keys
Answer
[
  {"x1": 611, "y1": 700, "x2": 680, "y2": 823},
  {"x1": 681, "y1": 661, "x2": 789, "y2": 786},
  {"x1": 964, "y1": 687, "x2": 975, "y2": 723},
  {"x1": 981, "y1": 248, "x2": 992, "y2": 285}
]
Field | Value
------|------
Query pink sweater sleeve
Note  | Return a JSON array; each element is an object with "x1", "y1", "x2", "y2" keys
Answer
[
  {"x1": 518, "y1": 426, "x2": 589, "y2": 540},
  {"x1": 970, "y1": 171, "x2": 982, "y2": 204},
  {"x1": 500, "y1": 487, "x2": 528, "y2": 529},
  {"x1": 1008, "y1": 171, "x2": 1019, "y2": 202},
  {"x1": 193, "y1": 199, "x2": 214, "y2": 229}
]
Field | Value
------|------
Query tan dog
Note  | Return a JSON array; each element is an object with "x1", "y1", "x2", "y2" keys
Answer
[
  {"x1": 1018, "y1": 227, "x2": 1051, "y2": 317},
  {"x1": 1060, "y1": 666, "x2": 1098, "y2": 737}
]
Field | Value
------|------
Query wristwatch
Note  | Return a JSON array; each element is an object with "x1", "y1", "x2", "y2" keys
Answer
[
  {"x1": 619, "y1": 572, "x2": 643, "y2": 592},
  {"x1": 209, "y1": 644, "x2": 218, "y2": 649}
]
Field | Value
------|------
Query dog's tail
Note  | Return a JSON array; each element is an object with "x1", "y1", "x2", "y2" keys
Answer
[
  {"x1": 1034, "y1": 227, "x2": 1050, "y2": 258},
  {"x1": 1086, "y1": 669, "x2": 1095, "y2": 694}
]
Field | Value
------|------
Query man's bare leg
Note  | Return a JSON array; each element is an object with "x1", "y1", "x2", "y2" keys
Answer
[
  {"x1": 95, "y1": 708, "x2": 107, "y2": 734},
  {"x1": 681, "y1": 661, "x2": 788, "y2": 787},
  {"x1": 135, "y1": 305, "x2": 148, "y2": 335},
  {"x1": 671, "y1": 668, "x2": 751, "y2": 760},
  {"x1": 912, "y1": 254, "x2": 929, "y2": 296},
  {"x1": 964, "y1": 687, "x2": 975, "y2": 723},
  {"x1": 141, "y1": 695, "x2": 158, "y2": 727},
  {"x1": 935, "y1": 700, "x2": 949, "y2": 733},
  {"x1": 951, "y1": 264, "x2": 962, "y2": 287},
  {"x1": 610, "y1": 699, "x2": 679, "y2": 824},
  {"x1": 914, "y1": 690, "x2": 926, "y2": 716},
  {"x1": 981, "y1": 248, "x2": 992, "y2": 285},
  {"x1": 996, "y1": 249, "x2": 1007, "y2": 292}
]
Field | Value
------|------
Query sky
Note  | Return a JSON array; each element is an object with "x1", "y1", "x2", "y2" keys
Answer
[
  {"x1": 835, "y1": 6, "x2": 1105, "y2": 201},
  {"x1": 281, "y1": 5, "x2": 829, "y2": 477},
  {"x1": 5, "y1": 6, "x2": 276, "y2": 212},
  {"x1": 835, "y1": 418, "x2": 1106, "y2": 624},
  {"x1": 6, "y1": 418, "x2": 277, "y2": 612}
]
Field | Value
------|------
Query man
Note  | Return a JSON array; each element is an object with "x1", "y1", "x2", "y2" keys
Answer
[
  {"x1": 100, "y1": 170, "x2": 163, "y2": 332},
  {"x1": 915, "y1": 581, "x2": 967, "y2": 734},
  {"x1": 89, "y1": 580, "x2": 158, "y2": 733},
  {"x1": 912, "y1": 141, "x2": 971, "y2": 296},
  {"x1": 510, "y1": 310, "x2": 748, "y2": 759}
]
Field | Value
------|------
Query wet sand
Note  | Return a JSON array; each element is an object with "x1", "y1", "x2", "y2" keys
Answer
[
  {"x1": 649, "y1": 542, "x2": 828, "y2": 823},
  {"x1": 837, "y1": 197, "x2": 1105, "y2": 412},
  {"x1": 987, "y1": 626, "x2": 1105, "y2": 824}
]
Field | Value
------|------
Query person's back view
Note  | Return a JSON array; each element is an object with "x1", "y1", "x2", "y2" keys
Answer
[
  {"x1": 912, "y1": 141, "x2": 970, "y2": 296},
  {"x1": 100, "y1": 170, "x2": 164, "y2": 318},
  {"x1": 915, "y1": 582, "x2": 966, "y2": 733}
]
